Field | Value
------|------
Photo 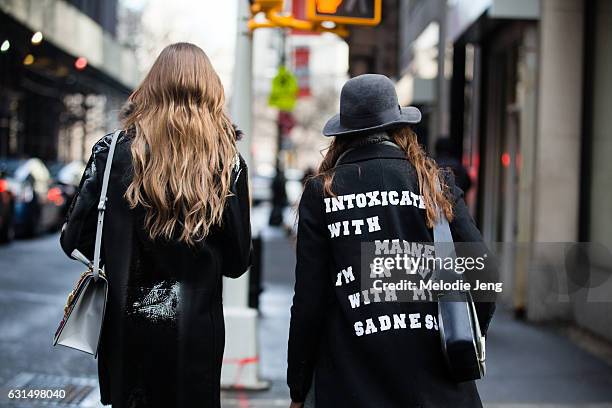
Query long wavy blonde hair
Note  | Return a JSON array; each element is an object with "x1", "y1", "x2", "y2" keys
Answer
[
  {"x1": 123, "y1": 42, "x2": 237, "y2": 245},
  {"x1": 316, "y1": 127, "x2": 454, "y2": 228}
]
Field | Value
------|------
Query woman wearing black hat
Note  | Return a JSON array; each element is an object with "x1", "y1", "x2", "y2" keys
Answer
[{"x1": 287, "y1": 74, "x2": 495, "y2": 408}]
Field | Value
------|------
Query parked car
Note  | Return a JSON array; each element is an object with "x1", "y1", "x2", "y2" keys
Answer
[
  {"x1": 251, "y1": 168, "x2": 304, "y2": 206},
  {"x1": 0, "y1": 158, "x2": 63, "y2": 237},
  {"x1": 285, "y1": 168, "x2": 305, "y2": 205},
  {"x1": 0, "y1": 170, "x2": 15, "y2": 243},
  {"x1": 251, "y1": 173, "x2": 273, "y2": 205},
  {"x1": 47, "y1": 160, "x2": 86, "y2": 228}
]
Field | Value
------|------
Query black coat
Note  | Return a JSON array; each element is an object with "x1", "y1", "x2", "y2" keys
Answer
[
  {"x1": 287, "y1": 138, "x2": 495, "y2": 408},
  {"x1": 60, "y1": 131, "x2": 251, "y2": 408},
  {"x1": 435, "y1": 154, "x2": 472, "y2": 194}
]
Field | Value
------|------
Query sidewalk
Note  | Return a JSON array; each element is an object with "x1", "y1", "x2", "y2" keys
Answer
[
  {"x1": 480, "y1": 311, "x2": 612, "y2": 406},
  {"x1": 228, "y1": 232, "x2": 612, "y2": 407},
  {"x1": 222, "y1": 229, "x2": 295, "y2": 406}
]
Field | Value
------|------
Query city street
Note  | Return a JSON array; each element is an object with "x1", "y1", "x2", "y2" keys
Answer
[
  {"x1": 1, "y1": 231, "x2": 612, "y2": 407},
  {"x1": 1, "y1": 0, "x2": 612, "y2": 407}
]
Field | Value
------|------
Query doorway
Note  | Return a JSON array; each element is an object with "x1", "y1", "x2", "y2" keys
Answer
[{"x1": 478, "y1": 22, "x2": 537, "y2": 309}]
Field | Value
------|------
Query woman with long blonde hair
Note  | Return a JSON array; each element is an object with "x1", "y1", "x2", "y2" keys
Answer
[
  {"x1": 287, "y1": 74, "x2": 494, "y2": 408},
  {"x1": 60, "y1": 42, "x2": 251, "y2": 408}
]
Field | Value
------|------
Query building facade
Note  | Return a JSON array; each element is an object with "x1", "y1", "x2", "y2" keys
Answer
[
  {"x1": 0, "y1": 0, "x2": 138, "y2": 161},
  {"x1": 348, "y1": 0, "x2": 612, "y2": 342}
]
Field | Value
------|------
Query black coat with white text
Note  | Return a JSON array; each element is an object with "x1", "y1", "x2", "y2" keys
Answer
[{"x1": 287, "y1": 140, "x2": 495, "y2": 408}]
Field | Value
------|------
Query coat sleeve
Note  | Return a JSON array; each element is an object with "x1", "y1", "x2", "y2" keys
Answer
[
  {"x1": 220, "y1": 153, "x2": 252, "y2": 278},
  {"x1": 447, "y1": 178, "x2": 496, "y2": 336},
  {"x1": 59, "y1": 150, "x2": 101, "y2": 262},
  {"x1": 287, "y1": 178, "x2": 332, "y2": 403}
]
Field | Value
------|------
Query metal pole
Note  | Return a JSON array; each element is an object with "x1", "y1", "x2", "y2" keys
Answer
[
  {"x1": 269, "y1": 29, "x2": 288, "y2": 226},
  {"x1": 221, "y1": 0, "x2": 267, "y2": 390},
  {"x1": 275, "y1": 119, "x2": 283, "y2": 170},
  {"x1": 230, "y1": 0, "x2": 254, "y2": 170},
  {"x1": 81, "y1": 99, "x2": 88, "y2": 161},
  {"x1": 434, "y1": 0, "x2": 449, "y2": 152},
  {"x1": 276, "y1": 29, "x2": 287, "y2": 172},
  {"x1": 226, "y1": 0, "x2": 253, "y2": 311},
  {"x1": 276, "y1": 28, "x2": 287, "y2": 167}
]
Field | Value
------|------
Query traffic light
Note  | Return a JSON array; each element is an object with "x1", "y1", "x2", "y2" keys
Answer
[
  {"x1": 315, "y1": 0, "x2": 343, "y2": 13},
  {"x1": 250, "y1": 0, "x2": 284, "y2": 13},
  {"x1": 307, "y1": 0, "x2": 381, "y2": 26}
]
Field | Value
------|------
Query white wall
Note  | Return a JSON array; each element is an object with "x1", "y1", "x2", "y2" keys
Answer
[{"x1": 527, "y1": 0, "x2": 584, "y2": 321}]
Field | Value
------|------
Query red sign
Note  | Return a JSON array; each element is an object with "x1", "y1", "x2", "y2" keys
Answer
[
  {"x1": 293, "y1": 46, "x2": 311, "y2": 97},
  {"x1": 291, "y1": 0, "x2": 320, "y2": 35},
  {"x1": 279, "y1": 111, "x2": 297, "y2": 135}
]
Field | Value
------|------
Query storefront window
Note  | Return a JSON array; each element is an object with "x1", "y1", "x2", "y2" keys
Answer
[{"x1": 588, "y1": 1, "x2": 612, "y2": 251}]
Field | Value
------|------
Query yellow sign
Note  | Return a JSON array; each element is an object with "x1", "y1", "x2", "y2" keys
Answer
[
  {"x1": 307, "y1": 0, "x2": 382, "y2": 26},
  {"x1": 250, "y1": 0, "x2": 284, "y2": 13},
  {"x1": 248, "y1": 0, "x2": 379, "y2": 36},
  {"x1": 316, "y1": 0, "x2": 343, "y2": 13},
  {"x1": 268, "y1": 66, "x2": 299, "y2": 112}
]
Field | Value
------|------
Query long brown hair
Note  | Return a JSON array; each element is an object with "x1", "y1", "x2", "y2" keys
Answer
[
  {"x1": 316, "y1": 127, "x2": 454, "y2": 227},
  {"x1": 122, "y1": 42, "x2": 237, "y2": 245}
]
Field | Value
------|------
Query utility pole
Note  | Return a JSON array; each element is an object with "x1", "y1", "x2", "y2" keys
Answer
[
  {"x1": 434, "y1": 0, "x2": 449, "y2": 153},
  {"x1": 269, "y1": 29, "x2": 288, "y2": 226},
  {"x1": 276, "y1": 29, "x2": 287, "y2": 171},
  {"x1": 230, "y1": 0, "x2": 254, "y2": 170},
  {"x1": 221, "y1": 0, "x2": 267, "y2": 391},
  {"x1": 80, "y1": 96, "x2": 90, "y2": 161}
]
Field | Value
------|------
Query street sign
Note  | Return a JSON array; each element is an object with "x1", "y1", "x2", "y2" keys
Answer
[
  {"x1": 291, "y1": 0, "x2": 321, "y2": 35},
  {"x1": 268, "y1": 66, "x2": 299, "y2": 112},
  {"x1": 293, "y1": 46, "x2": 311, "y2": 97},
  {"x1": 279, "y1": 111, "x2": 297, "y2": 135},
  {"x1": 306, "y1": 0, "x2": 382, "y2": 26}
]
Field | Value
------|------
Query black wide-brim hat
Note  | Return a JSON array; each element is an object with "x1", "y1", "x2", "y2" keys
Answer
[{"x1": 323, "y1": 74, "x2": 421, "y2": 137}]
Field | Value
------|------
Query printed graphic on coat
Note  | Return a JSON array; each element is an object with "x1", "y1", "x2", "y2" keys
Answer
[{"x1": 127, "y1": 281, "x2": 180, "y2": 323}]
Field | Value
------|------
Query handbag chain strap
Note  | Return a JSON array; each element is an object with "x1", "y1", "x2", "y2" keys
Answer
[{"x1": 92, "y1": 130, "x2": 121, "y2": 279}]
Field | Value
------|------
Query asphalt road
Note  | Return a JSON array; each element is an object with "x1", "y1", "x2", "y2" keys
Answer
[
  {"x1": 0, "y1": 233, "x2": 99, "y2": 407},
  {"x1": 1, "y1": 232, "x2": 612, "y2": 407}
]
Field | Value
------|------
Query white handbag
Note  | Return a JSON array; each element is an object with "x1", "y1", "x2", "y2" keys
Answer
[{"x1": 53, "y1": 130, "x2": 121, "y2": 356}]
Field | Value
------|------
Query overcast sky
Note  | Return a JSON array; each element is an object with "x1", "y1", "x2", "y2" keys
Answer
[
  {"x1": 123, "y1": 0, "x2": 238, "y2": 86},
  {"x1": 121, "y1": 0, "x2": 348, "y2": 96}
]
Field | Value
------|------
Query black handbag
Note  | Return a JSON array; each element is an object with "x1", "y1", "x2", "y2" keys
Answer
[{"x1": 433, "y1": 182, "x2": 486, "y2": 382}]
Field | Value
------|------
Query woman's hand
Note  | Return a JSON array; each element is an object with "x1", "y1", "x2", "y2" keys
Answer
[{"x1": 289, "y1": 402, "x2": 304, "y2": 408}]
